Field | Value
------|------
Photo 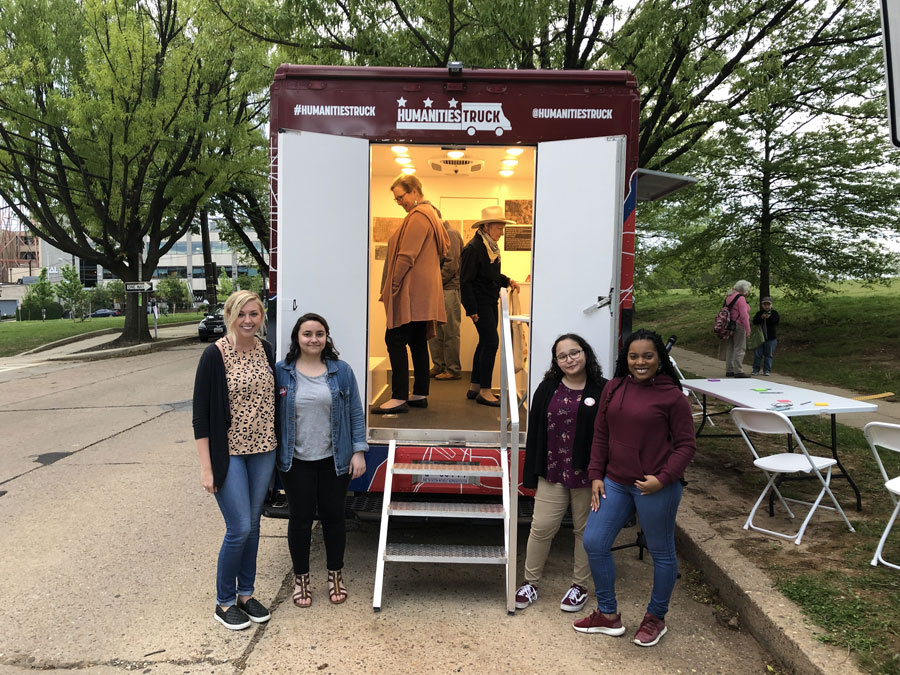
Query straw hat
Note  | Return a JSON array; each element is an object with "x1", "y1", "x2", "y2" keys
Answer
[{"x1": 471, "y1": 205, "x2": 515, "y2": 229}]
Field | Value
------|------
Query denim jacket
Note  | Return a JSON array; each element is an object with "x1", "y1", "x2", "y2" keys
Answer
[{"x1": 274, "y1": 358, "x2": 368, "y2": 475}]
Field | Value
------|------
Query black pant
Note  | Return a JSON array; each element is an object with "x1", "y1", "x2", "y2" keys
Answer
[
  {"x1": 280, "y1": 457, "x2": 351, "y2": 574},
  {"x1": 384, "y1": 320, "x2": 430, "y2": 400},
  {"x1": 471, "y1": 302, "x2": 499, "y2": 388}
]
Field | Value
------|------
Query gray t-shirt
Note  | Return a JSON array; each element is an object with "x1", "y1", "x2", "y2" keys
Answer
[{"x1": 293, "y1": 370, "x2": 333, "y2": 462}]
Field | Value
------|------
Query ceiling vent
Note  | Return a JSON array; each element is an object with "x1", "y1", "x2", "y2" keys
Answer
[{"x1": 429, "y1": 157, "x2": 485, "y2": 175}]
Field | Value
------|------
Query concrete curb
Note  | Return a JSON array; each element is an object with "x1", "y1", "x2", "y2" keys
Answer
[
  {"x1": 676, "y1": 503, "x2": 862, "y2": 675},
  {"x1": 19, "y1": 328, "x2": 121, "y2": 355},
  {"x1": 44, "y1": 335, "x2": 198, "y2": 361}
]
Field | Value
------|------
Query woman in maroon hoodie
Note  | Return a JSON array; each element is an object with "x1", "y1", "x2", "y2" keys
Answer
[{"x1": 573, "y1": 329, "x2": 696, "y2": 648}]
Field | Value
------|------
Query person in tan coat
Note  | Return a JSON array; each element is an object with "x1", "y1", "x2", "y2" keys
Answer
[{"x1": 374, "y1": 175, "x2": 450, "y2": 414}]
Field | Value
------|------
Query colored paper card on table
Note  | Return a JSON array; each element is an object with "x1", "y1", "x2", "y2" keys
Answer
[
  {"x1": 752, "y1": 388, "x2": 769, "y2": 392},
  {"x1": 814, "y1": 402, "x2": 829, "y2": 406}
]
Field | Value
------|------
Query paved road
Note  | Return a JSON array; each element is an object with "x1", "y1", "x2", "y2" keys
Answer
[{"x1": 0, "y1": 343, "x2": 779, "y2": 673}]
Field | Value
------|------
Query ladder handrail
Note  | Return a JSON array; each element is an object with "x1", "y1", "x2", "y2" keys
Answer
[
  {"x1": 499, "y1": 287, "x2": 522, "y2": 614},
  {"x1": 373, "y1": 439, "x2": 397, "y2": 611}
]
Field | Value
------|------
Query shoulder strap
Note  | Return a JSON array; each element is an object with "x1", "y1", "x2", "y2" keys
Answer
[{"x1": 724, "y1": 294, "x2": 740, "y2": 309}]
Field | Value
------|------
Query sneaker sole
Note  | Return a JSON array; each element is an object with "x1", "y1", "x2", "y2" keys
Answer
[
  {"x1": 515, "y1": 600, "x2": 535, "y2": 610},
  {"x1": 560, "y1": 601, "x2": 587, "y2": 612},
  {"x1": 634, "y1": 625, "x2": 667, "y2": 647},
  {"x1": 573, "y1": 624, "x2": 626, "y2": 636},
  {"x1": 214, "y1": 614, "x2": 251, "y2": 631},
  {"x1": 245, "y1": 613, "x2": 270, "y2": 623}
]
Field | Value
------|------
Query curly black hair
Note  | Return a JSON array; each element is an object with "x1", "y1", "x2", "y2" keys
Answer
[
  {"x1": 542, "y1": 333, "x2": 604, "y2": 386},
  {"x1": 601, "y1": 329, "x2": 683, "y2": 412},
  {"x1": 285, "y1": 312, "x2": 340, "y2": 364}
]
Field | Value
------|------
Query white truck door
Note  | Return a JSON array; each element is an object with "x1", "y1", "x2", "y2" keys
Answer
[
  {"x1": 276, "y1": 130, "x2": 369, "y2": 399},
  {"x1": 530, "y1": 135, "x2": 626, "y2": 400}
]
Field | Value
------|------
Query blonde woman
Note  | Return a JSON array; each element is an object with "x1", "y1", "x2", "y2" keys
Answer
[{"x1": 193, "y1": 291, "x2": 277, "y2": 630}]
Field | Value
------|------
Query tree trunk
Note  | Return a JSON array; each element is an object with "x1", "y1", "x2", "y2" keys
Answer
[
  {"x1": 200, "y1": 209, "x2": 217, "y2": 306},
  {"x1": 758, "y1": 124, "x2": 773, "y2": 303},
  {"x1": 116, "y1": 291, "x2": 151, "y2": 343}
]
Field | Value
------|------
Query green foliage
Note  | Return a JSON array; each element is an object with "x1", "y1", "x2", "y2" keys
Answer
[
  {"x1": 56, "y1": 265, "x2": 87, "y2": 320},
  {"x1": 217, "y1": 270, "x2": 235, "y2": 298},
  {"x1": 105, "y1": 280, "x2": 126, "y2": 306},
  {"x1": 20, "y1": 268, "x2": 58, "y2": 318},
  {"x1": 89, "y1": 284, "x2": 113, "y2": 310},
  {"x1": 156, "y1": 276, "x2": 193, "y2": 310},
  {"x1": 0, "y1": 0, "x2": 271, "y2": 341},
  {"x1": 235, "y1": 273, "x2": 263, "y2": 295}
]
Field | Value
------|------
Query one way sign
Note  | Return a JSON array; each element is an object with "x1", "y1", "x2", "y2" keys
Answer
[{"x1": 125, "y1": 282, "x2": 153, "y2": 292}]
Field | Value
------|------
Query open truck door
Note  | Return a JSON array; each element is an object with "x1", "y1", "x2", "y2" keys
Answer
[
  {"x1": 530, "y1": 135, "x2": 625, "y2": 392},
  {"x1": 275, "y1": 130, "x2": 369, "y2": 399}
]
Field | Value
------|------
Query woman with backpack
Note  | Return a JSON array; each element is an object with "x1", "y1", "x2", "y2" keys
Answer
[{"x1": 720, "y1": 280, "x2": 751, "y2": 378}]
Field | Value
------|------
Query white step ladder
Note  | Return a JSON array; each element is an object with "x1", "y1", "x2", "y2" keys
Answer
[{"x1": 372, "y1": 441, "x2": 512, "y2": 612}]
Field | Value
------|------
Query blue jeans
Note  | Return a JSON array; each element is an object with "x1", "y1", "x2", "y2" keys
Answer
[
  {"x1": 583, "y1": 478, "x2": 683, "y2": 618},
  {"x1": 213, "y1": 451, "x2": 276, "y2": 606},
  {"x1": 753, "y1": 339, "x2": 777, "y2": 374}
]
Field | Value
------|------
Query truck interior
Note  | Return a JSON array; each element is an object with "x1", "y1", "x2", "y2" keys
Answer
[{"x1": 367, "y1": 143, "x2": 535, "y2": 444}]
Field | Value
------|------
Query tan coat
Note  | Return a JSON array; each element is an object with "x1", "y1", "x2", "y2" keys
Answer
[{"x1": 380, "y1": 202, "x2": 450, "y2": 339}]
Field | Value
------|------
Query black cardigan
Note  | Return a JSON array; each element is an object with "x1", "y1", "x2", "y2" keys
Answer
[
  {"x1": 192, "y1": 338, "x2": 276, "y2": 489},
  {"x1": 522, "y1": 376, "x2": 608, "y2": 489},
  {"x1": 460, "y1": 234, "x2": 510, "y2": 316}
]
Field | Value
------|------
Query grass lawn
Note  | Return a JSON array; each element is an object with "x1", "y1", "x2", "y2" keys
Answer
[
  {"x1": 633, "y1": 280, "x2": 899, "y2": 396},
  {"x1": 0, "y1": 313, "x2": 204, "y2": 357}
]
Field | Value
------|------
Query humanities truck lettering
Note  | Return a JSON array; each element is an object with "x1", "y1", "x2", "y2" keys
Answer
[{"x1": 396, "y1": 97, "x2": 512, "y2": 136}]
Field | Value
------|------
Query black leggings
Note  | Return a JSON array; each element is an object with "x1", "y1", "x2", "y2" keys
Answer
[
  {"x1": 279, "y1": 457, "x2": 351, "y2": 574},
  {"x1": 384, "y1": 320, "x2": 430, "y2": 400},
  {"x1": 471, "y1": 302, "x2": 499, "y2": 388}
]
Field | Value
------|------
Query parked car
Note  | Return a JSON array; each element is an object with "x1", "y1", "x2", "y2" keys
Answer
[
  {"x1": 90, "y1": 308, "x2": 121, "y2": 318},
  {"x1": 198, "y1": 306, "x2": 225, "y2": 342}
]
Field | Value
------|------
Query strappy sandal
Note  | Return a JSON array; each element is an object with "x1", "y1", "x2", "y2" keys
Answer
[
  {"x1": 327, "y1": 569, "x2": 347, "y2": 605},
  {"x1": 292, "y1": 573, "x2": 311, "y2": 608}
]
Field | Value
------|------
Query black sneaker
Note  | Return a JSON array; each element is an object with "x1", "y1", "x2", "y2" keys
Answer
[
  {"x1": 236, "y1": 597, "x2": 271, "y2": 623},
  {"x1": 215, "y1": 605, "x2": 251, "y2": 630}
]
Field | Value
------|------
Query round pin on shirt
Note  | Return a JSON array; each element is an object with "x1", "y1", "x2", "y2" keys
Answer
[{"x1": 584, "y1": 397, "x2": 596, "y2": 407}]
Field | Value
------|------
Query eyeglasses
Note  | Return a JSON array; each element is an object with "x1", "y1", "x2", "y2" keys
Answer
[
  {"x1": 556, "y1": 349, "x2": 584, "y2": 362},
  {"x1": 393, "y1": 192, "x2": 408, "y2": 203}
]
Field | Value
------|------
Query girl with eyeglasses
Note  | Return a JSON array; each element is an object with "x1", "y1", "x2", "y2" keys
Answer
[
  {"x1": 515, "y1": 333, "x2": 607, "y2": 613},
  {"x1": 574, "y1": 329, "x2": 696, "y2": 648},
  {"x1": 375, "y1": 174, "x2": 451, "y2": 414}
]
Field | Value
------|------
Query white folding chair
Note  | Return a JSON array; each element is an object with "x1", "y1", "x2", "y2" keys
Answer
[
  {"x1": 730, "y1": 408, "x2": 855, "y2": 545},
  {"x1": 864, "y1": 422, "x2": 900, "y2": 569}
]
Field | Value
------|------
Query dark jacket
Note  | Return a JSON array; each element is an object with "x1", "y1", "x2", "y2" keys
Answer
[
  {"x1": 192, "y1": 338, "x2": 277, "y2": 489},
  {"x1": 589, "y1": 374, "x2": 695, "y2": 488},
  {"x1": 441, "y1": 225, "x2": 464, "y2": 291},
  {"x1": 523, "y1": 376, "x2": 608, "y2": 489},
  {"x1": 460, "y1": 233, "x2": 509, "y2": 315},
  {"x1": 752, "y1": 308, "x2": 780, "y2": 341}
]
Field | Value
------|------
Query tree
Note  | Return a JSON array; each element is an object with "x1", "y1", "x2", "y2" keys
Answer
[
  {"x1": 217, "y1": 270, "x2": 234, "y2": 298},
  {"x1": 20, "y1": 268, "x2": 62, "y2": 319},
  {"x1": 56, "y1": 265, "x2": 87, "y2": 320},
  {"x1": 0, "y1": 0, "x2": 271, "y2": 343},
  {"x1": 208, "y1": 0, "x2": 879, "y2": 170},
  {"x1": 235, "y1": 273, "x2": 263, "y2": 295},
  {"x1": 637, "y1": 0, "x2": 900, "y2": 301},
  {"x1": 156, "y1": 276, "x2": 192, "y2": 311},
  {"x1": 89, "y1": 283, "x2": 113, "y2": 311},
  {"x1": 105, "y1": 280, "x2": 126, "y2": 307}
]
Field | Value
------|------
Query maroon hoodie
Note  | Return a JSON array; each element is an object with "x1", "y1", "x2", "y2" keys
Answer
[{"x1": 588, "y1": 374, "x2": 696, "y2": 488}]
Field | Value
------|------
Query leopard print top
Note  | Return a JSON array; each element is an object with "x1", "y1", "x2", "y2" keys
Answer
[{"x1": 219, "y1": 337, "x2": 277, "y2": 456}]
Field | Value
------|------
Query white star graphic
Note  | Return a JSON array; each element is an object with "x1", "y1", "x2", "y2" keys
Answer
[
  {"x1": 423, "y1": 97, "x2": 433, "y2": 108},
  {"x1": 397, "y1": 97, "x2": 407, "y2": 107},
  {"x1": 448, "y1": 98, "x2": 458, "y2": 108}
]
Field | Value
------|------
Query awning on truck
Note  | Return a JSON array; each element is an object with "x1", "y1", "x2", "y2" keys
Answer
[{"x1": 636, "y1": 168, "x2": 697, "y2": 202}]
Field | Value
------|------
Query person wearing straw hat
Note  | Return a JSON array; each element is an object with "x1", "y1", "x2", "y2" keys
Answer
[{"x1": 460, "y1": 205, "x2": 520, "y2": 406}]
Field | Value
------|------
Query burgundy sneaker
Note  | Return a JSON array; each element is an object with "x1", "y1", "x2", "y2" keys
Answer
[
  {"x1": 515, "y1": 582, "x2": 538, "y2": 610},
  {"x1": 572, "y1": 609, "x2": 625, "y2": 636},
  {"x1": 559, "y1": 584, "x2": 588, "y2": 612},
  {"x1": 633, "y1": 613, "x2": 667, "y2": 647}
]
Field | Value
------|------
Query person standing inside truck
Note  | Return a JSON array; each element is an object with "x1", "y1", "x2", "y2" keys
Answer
[
  {"x1": 460, "y1": 205, "x2": 520, "y2": 406},
  {"x1": 515, "y1": 333, "x2": 607, "y2": 613},
  {"x1": 429, "y1": 220, "x2": 464, "y2": 381},
  {"x1": 192, "y1": 290, "x2": 277, "y2": 631},
  {"x1": 274, "y1": 313, "x2": 368, "y2": 608},
  {"x1": 576, "y1": 329, "x2": 695, "y2": 648},
  {"x1": 375, "y1": 175, "x2": 450, "y2": 414}
]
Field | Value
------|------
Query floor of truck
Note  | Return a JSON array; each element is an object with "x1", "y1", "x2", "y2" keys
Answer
[{"x1": 369, "y1": 374, "x2": 528, "y2": 434}]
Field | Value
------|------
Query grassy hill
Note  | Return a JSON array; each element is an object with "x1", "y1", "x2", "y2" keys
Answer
[{"x1": 632, "y1": 280, "x2": 899, "y2": 396}]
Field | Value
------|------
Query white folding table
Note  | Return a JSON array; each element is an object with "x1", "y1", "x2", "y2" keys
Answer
[{"x1": 682, "y1": 378, "x2": 878, "y2": 511}]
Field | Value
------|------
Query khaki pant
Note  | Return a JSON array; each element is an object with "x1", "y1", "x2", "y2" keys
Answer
[
  {"x1": 725, "y1": 324, "x2": 747, "y2": 375},
  {"x1": 524, "y1": 477, "x2": 592, "y2": 587}
]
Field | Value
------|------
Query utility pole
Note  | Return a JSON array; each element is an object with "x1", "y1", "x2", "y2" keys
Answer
[{"x1": 200, "y1": 210, "x2": 217, "y2": 306}]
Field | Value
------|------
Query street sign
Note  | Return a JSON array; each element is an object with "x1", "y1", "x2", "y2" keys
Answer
[{"x1": 125, "y1": 282, "x2": 153, "y2": 292}]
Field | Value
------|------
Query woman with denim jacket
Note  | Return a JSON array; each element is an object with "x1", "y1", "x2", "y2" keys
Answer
[{"x1": 274, "y1": 313, "x2": 368, "y2": 608}]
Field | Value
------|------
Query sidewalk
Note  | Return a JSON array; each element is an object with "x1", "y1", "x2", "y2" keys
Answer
[
  {"x1": 28, "y1": 322, "x2": 200, "y2": 361},
  {"x1": 670, "y1": 346, "x2": 900, "y2": 428}
]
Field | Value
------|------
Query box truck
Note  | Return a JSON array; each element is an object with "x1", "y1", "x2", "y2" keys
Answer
[{"x1": 268, "y1": 64, "x2": 646, "y2": 511}]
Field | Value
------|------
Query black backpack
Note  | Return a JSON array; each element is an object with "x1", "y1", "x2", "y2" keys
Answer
[{"x1": 713, "y1": 295, "x2": 740, "y2": 340}]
